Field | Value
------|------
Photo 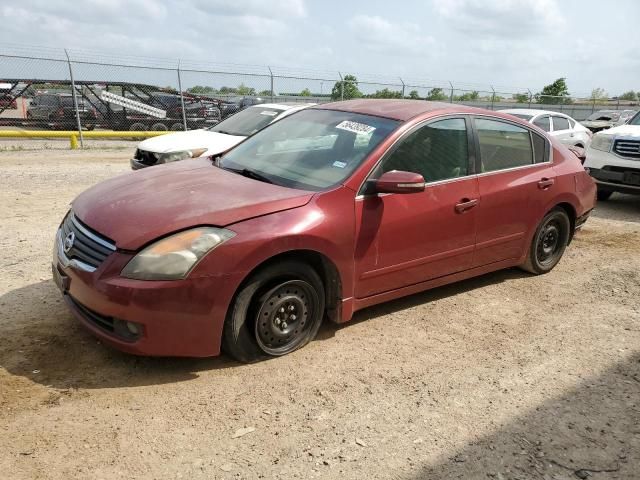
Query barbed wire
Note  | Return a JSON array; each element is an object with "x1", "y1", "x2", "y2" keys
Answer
[{"x1": 0, "y1": 42, "x2": 608, "y2": 98}]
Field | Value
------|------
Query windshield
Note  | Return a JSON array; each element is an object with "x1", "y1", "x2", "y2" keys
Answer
[
  {"x1": 209, "y1": 107, "x2": 284, "y2": 136},
  {"x1": 629, "y1": 112, "x2": 640, "y2": 126},
  {"x1": 586, "y1": 111, "x2": 619, "y2": 121},
  {"x1": 220, "y1": 109, "x2": 400, "y2": 191}
]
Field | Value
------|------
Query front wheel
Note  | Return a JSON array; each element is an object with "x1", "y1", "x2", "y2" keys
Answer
[
  {"x1": 520, "y1": 208, "x2": 571, "y2": 275},
  {"x1": 223, "y1": 261, "x2": 325, "y2": 363}
]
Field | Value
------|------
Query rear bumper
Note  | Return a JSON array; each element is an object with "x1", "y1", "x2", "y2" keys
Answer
[{"x1": 575, "y1": 209, "x2": 592, "y2": 230}]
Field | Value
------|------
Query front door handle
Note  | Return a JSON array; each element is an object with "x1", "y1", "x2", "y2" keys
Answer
[
  {"x1": 538, "y1": 178, "x2": 555, "y2": 189},
  {"x1": 455, "y1": 198, "x2": 479, "y2": 213}
]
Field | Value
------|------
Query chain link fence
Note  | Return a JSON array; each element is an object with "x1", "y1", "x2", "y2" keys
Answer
[{"x1": 1, "y1": 46, "x2": 638, "y2": 147}]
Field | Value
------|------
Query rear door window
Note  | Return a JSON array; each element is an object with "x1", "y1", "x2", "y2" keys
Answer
[
  {"x1": 533, "y1": 116, "x2": 551, "y2": 132},
  {"x1": 552, "y1": 116, "x2": 570, "y2": 131},
  {"x1": 475, "y1": 118, "x2": 533, "y2": 172}
]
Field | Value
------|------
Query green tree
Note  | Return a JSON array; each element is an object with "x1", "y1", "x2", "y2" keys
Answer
[
  {"x1": 425, "y1": 88, "x2": 447, "y2": 101},
  {"x1": 408, "y1": 90, "x2": 420, "y2": 100},
  {"x1": 219, "y1": 86, "x2": 238, "y2": 94},
  {"x1": 536, "y1": 78, "x2": 571, "y2": 104},
  {"x1": 187, "y1": 85, "x2": 218, "y2": 95},
  {"x1": 369, "y1": 88, "x2": 402, "y2": 99},
  {"x1": 331, "y1": 74, "x2": 362, "y2": 100},
  {"x1": 455, "y1": 91, "x2": 480, "y2": 102},
  {"x1": 258, "y1": 89, "x2": 272, "y2": 96},
  {"x1": 619, "y1": 90, "x2": 637, "y2": 101},
  {"x1": 237, "y1": 83, "x2": 256, "y2": 96},
  {"x1": 590, "y1": 87, "x2": 609, "y2": 104},
  {"x1": 513, "y1": 93, "x2": 529, "y2": 103},
  {"x1": 300, "y1": 88, "x2": 312, "y2": 96}
]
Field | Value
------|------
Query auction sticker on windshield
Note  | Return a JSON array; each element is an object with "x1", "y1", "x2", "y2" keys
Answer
[{"x1": 336, "y1": 120, "x2": 376, "y2": 135}]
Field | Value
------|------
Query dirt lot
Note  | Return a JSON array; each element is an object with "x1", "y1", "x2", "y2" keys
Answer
[{"x1": 1, "y1": 147, "x2": 639, "y2": 480}]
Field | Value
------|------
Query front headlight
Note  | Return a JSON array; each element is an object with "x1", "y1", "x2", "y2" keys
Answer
[
  {"x1": 121, "y1": 227, "x2": 235, "y2": 280},
  {"x1": 590, "y1": 134, "x2": 613, "y2": 152},
  {"x1": 157, "y1": 148, "x2": 207, "y2": 164}
]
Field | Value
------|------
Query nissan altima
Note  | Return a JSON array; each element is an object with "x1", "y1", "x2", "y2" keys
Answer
[{"x1": 52, "y1": 100, "x2": 596, "y2": 362}]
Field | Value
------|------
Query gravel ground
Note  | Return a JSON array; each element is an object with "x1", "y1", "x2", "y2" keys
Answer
[{"x1": 1, "y1": 148, "x2": 639, "y2": 480}]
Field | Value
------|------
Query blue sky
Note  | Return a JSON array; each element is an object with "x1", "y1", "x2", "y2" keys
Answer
[{"x1": 1, "y1": 0, "x2": 639, "y2": 96}]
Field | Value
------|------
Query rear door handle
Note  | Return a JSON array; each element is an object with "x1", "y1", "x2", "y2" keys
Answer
[
  {"x1": 455, "y1": 198, "x2": 479, "y2": 213},
  {"x1": 538, "y1": 178, "x2": 555, "y2": 189}
]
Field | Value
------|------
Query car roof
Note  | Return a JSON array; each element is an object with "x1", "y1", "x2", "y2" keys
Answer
[
  {"x1": 314, "y1": 99, "x2": 496, "y2": 121},
  {"x1": 499, "y1": 108, "x2": 569, "y2": 117}
]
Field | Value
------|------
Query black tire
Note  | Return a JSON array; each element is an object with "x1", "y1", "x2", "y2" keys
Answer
[
  {"x1": 223, "y1": 260, "x2": 325, "y2": 363},
  {"x1": 150, "y1": 122, "x2": 168, "y2": 131},
  {"x1": 129, "y1": 122, "x2": 147, "y2": 132},
  {"x1": 170, "y1": 122, "x2": 183, "y2": 131},
  {"x1": 597, "y1": 189, "x2": 613, "y2": 201},
  {"x1": 520, "y1": 208, "x2": 571, "y2": 275}
]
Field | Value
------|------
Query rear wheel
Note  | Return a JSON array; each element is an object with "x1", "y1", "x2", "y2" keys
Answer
[
  {"x1": 150, "y1": 122, "x2": 168, "y2": 131},
  {"x1": 129, "y1": 122, "x2": 147, "y2": 131},
  {"x1": 520, "y1": 208, "x2": 571, "y2": 275},
  {"x1": 170, "y1": 122, "x2": 183, "y2": 131},
  {"x1": 223, "y1": 261, "x2": 325, "y2": 363},
  {"x1": 597, "y1": 189, "x2": 613, "y2": 201}
]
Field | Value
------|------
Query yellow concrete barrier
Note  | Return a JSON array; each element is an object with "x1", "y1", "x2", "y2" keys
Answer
[{"x1": 0, "y1": 130, "x2": 171, "y2": 149}]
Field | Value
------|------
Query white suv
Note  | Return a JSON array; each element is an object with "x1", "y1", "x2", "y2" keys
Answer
[{"x1": 583, "y1": 111, "x2": 640, "y2": 200}]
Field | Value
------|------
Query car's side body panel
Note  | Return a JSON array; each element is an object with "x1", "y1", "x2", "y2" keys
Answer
[
  {"x1": 353, "y1": 176, "x2": 479, "y2": 298},
  {"x1": 54, "y1": 100, "x2": 597, "y2": 357}
]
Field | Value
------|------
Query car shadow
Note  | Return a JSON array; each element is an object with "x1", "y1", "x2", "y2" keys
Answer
[
  {"x1": 342, "y1": 267, "x2": 530, "y2": 327},
  {"x1": 411, "y1": 352, "x2": 640, "y2": 479},
  {"x1": 0, "y1": 280, "x2": 239, "y2": 390},
  {"x1": 592, "y1": 193, "x2": 640, "y2": 224},
  {"x1": 1, "y1": 268, "x2": 529, "y2": 390}
]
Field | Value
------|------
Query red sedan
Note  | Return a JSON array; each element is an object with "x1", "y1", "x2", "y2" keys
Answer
[{"x1": 52, "y1": 100, "x2": 596, "y2": 361}]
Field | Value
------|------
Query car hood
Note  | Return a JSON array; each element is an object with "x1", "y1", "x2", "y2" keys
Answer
[
  {"x1": 599, "y1": 124, "x2": 640, "y2": 139},
  {"x1": 137, "y1": 129, "x2": 245, "y2": 156},
  {"x1": 72, "y1": 158, "x2": 314, "y2": 250},
  {"x1": 582, "y1": 119, "x2": 622, "y2": 129}
]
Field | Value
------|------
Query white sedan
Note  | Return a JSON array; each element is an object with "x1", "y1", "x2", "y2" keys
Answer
[
  {"x1": 499, "y1": 109, "x2": 592, "y2": 149},
  {"x1": 131, "y1": 103, "x2": 313, "y2": 170}
]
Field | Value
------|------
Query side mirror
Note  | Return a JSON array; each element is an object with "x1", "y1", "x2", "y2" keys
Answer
[{"x1": 374, "y1": 170, "x2": 425, "y2": 194}]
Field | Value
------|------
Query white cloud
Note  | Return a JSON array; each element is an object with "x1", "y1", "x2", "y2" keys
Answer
[
  {"x1": 433, "y1": 0, "x2": 564, "y2": 36},
  {"x1": 191, "y1": 0, "x2": 306, "y2": 18},
  {"x1": 348, "y1": 15, "x2": 435, "y2": 54}
]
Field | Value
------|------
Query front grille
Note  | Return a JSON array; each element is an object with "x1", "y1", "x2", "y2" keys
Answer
[
  {"x1": 613, "y1": 140, "x2": 640, "y2": 159},
  {"x1": 60, "y1": 212, "x2": 116, "y2": 271},
  {"x1": 134, "y1": 148, "x2": 159, "y2": 166},
  {"x1": 67, "y1": 295, "x2": 140, "y2": 342},
  {"x1": 68, "y1": 294, "x2": 115, "y2": 333}
]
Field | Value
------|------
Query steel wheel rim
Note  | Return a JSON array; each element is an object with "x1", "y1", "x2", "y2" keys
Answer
[
  {"x1": 536, "y1": 219, "x2": 562, "y2": 266},
  {"x1": 254, "y1": 280, "x2": 319, "y2": 356}
]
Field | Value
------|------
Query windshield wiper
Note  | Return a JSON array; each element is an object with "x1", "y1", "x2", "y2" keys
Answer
[
  {"x1": 215, "y1": 129, "x2": 242, "y2": 136},
  {"x1": 222, "y1": 166, "x2": 273, "y2": 184}
]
